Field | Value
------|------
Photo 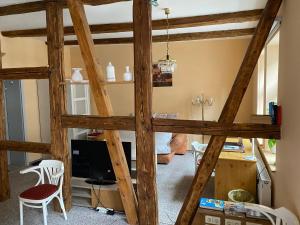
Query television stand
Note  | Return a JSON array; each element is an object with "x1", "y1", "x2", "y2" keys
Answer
[
  {"x1": 72, "y1": 177, "x2": 136, "y2": 210},
  {"x1": 85, "y1": 178, "x2": 116, "y2": 186}
]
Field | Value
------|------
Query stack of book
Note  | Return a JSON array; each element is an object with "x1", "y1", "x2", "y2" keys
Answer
[
  {"x1": 223, "y1": 139, "x2": 244, "y2": 153},
  {"x1": 199, "y1": 198, "x2": 269, "y2": 220},
  {"x1": 269, "y1": 102, "x2": 282, "y2": 125},
  {"x1": 199, "y1": 198, "x2": 225, "y2": 211}
]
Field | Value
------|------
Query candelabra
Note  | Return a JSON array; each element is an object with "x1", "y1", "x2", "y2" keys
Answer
[{"x1": 192, "y1": 94, "x2": 214, "y2": 143}]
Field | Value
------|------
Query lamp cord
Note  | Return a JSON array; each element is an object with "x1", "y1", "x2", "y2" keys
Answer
[{"x1": 166, "y1": 11, "x2": 170, "y2": 59}]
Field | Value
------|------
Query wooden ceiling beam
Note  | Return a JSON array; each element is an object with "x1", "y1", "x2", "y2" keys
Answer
[
  {"x1": 0, "y1": 1, "x2": 45, "y2": 16},
  {"x1": 64, "y1": 28, "x2": 255, "y2": 45},
  {"x1": 0, "y1": 0, "x2": 129, "y2": 16},
  {"x1": 0, "y1": 67, "x2": 50, "y2": 80},
  {"x1": 1, "y1": 9, "x2": 262, "y2": 37},
  {"x1": 61, "y1": 115, "x2": 280, "y2": 139},
  {"x1": 153, "y1": 119, "x2": 280, "y2": 139},
  {"x1": 175, "y1": 0, "x2": 283, "y2": 224},
  {"x1": 0, "y1": 141, "x2": 51, "y2": 154},
  {"x1": 61, "y1": 115, "x2": 135, "y2": 130}
]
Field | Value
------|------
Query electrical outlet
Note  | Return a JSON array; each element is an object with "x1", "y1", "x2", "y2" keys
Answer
[
  {"x1": 205, "y1": 215, "x2": 221, "y2": 225},
  {"x1": 225, "y1": 219, "x2": 242, "y2": 225}
]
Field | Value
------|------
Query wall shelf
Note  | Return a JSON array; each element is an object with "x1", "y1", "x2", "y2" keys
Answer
[
  {"x1": 105, "y1": 80, "x2": 134, "y2": 85},
  {"x1": 71, "y1": 177, "x2": 137, "y2": 209},
  {"x1": 62, "y1": 79, "x2": 134, "y2": 85}
]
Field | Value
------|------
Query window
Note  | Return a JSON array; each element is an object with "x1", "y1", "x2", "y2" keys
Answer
[
  {"x1": 256, "y1": 28, "x2": 280, "y2": 171},
  {"x1": 257, "y1": 32, "x2": 280, "y2": 115}
]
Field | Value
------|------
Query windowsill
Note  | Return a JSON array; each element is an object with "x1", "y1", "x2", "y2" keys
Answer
[{"x1": 260, "y1": 147, "x2": 277, "y2": 172}]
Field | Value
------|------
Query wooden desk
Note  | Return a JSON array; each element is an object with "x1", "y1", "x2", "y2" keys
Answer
[{"x1": 215, "y1": 139, "x2": 257, "y2": 201}]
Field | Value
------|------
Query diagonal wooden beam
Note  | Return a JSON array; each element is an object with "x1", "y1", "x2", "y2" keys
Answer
[
  {"x1": 64, "y1": 28, "x2": 255, "y2": 45},
  {"x1": 66, "y1": 0, "x2": 138, "y2": 224},
  {"x1": 133, "y1": 0, "x2": 158, "y2": 224},
  {"x1": 0, "y1": 0, "x2": 130, "y2": 16},
  {"x1": 1, "y1": 10, "x2": 262, "y2": 37},
  {"x1": 0, "y1": 37, "x2": 10, "y2": 202},
  {"x1": 175, "y1": 0, "x2": 282, "y2": 225}
]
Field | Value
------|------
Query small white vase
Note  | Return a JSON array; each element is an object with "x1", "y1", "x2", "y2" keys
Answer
[
  {"x1": 71, "y1": 68, "x2": 83, "y2": 81},
  {"x1": 123, "y1": 66, "x2": 133, "y2": 81}
]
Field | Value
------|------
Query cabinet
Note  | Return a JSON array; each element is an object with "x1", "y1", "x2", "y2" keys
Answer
[
  {"x1": 72, "y1": 177, "x2": 137, "y2": 210},
  {"x1": 66, "y1": 80, "x2": 91, "y2": 139},
  {"x1": 215, "y1": 139, "x2": 257, "y2": 201}
]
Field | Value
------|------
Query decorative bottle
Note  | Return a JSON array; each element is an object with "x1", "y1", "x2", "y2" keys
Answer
[
  {"x1": 123, "y1": 66, "x2": 133, "y2": 81},
  {"x1": 106, "y1": 62, "x2": 116, "y2": 82}
]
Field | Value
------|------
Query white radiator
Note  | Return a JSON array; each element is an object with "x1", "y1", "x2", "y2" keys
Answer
[{"x1": 255, "y1": 148, "x2": 272, "y2": 207}]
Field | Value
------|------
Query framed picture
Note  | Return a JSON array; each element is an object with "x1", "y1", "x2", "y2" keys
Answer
[{"x1": 152, "y1": 64, "x2": 173, "y2": 87}]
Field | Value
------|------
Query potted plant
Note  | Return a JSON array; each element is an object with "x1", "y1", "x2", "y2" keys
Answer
[{"x1": 268, "y1": 139, "x2": 276, "y2": 154}]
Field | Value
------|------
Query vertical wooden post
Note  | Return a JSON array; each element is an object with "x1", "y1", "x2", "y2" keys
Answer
[
  {"x1": 45, "y1": 0, "x2": 71, "y2": 210},
  {"x1": 176, "y1": 0, "x2": 282, "y2": 224},
  {"x1": 66, "y1": 1, "x2": 138, "y2": 224},
  {"x1": 0, "y1": 38, "x2": 10, "y2": 202},
  {"x1": 133, "y1": 1, "x2": 157, "y2": 224}
]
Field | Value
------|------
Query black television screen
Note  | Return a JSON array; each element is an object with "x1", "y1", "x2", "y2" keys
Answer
[{"x1": 71, "y1": 140, "x2": 131, "y2": 184}]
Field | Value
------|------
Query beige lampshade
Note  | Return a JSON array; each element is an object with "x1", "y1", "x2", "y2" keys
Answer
[{"x1": 0, "y1": 52, "x2": 5, "y2": 57}]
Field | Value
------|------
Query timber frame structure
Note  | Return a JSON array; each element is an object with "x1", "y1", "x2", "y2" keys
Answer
[{"x1": 0, "y1": 0, "x2": 282, "y2": 225}]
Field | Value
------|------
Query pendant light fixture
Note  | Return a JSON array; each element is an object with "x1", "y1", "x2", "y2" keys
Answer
[{"x1": 158, "y1": 8, "x2": 177, "y2": 73}]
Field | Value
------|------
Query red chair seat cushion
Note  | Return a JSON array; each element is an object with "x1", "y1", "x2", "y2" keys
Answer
[{"x1": 20, "y1": 184, "x2": 58, "y2": 200}]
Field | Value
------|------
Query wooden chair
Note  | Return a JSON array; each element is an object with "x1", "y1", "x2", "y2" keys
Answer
[{"x1": 19, "y1": 160, "x2": 67, "y2": 225}]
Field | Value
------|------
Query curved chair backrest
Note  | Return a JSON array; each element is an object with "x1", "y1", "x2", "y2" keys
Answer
[
  {"x1": 274, "y1": 207, "x2": 300, "y2": 225},
  {"x1": 244, "y1": 203, "x2": 299, "y2": 225},
  {"x1": 39, "y1": 160, "x2": 64, "y2": 187}
]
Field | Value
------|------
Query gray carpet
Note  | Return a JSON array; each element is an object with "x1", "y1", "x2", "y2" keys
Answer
[{"x1": 0, "y1": 152, "x2": 214, "y2": 225}]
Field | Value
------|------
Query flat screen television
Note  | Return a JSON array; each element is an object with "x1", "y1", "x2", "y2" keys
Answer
[{"x1": 71, "y1": 140, "x2": 131, "y2": 185}]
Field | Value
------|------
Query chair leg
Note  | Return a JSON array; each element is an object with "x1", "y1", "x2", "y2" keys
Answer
[
  {"x1": 42, "y1": 202, "x2": 48, "y2": 225},
  {"x1": 58, "y1": 193, "x2": 67, "y2": 220},
  {"x1": 19, "y1": 201, "x2": 23, "y2": 225}
]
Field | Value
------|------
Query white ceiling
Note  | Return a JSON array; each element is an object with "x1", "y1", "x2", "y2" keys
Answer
[{"x1": 0, "y1": 0, "x2": 267, "y2": 40}]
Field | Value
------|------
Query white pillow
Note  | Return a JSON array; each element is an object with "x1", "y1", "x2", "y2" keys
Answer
[{"x1": 155, "y1": 132, "x2": 172, "y2": 154}]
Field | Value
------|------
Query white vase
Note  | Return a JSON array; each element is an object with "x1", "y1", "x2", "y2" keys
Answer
[
  {"x1": 106, "y1": 62, "x2": 116, "y2": 82},
  {"x1": 71, "y1": 68, "x2": 83, "y2": 81},
  {"x1": 123, "y1": 66, "x2": 133, "y2": 81}
]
